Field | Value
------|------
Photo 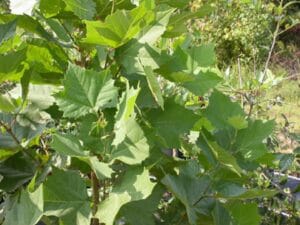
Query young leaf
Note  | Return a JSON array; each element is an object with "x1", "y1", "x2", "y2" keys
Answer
[
  {"x1": 55, "y1": 64, "x2": 118, "y2": 118},
  {"x1": 83, "y1": 3, "x2": 155, "y2": 47}
]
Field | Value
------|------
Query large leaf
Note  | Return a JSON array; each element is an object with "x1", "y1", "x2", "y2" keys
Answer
[
  {"x1": 117, "y1": 42, "x2": 162, "y2": 75},
  {"x1": 226, "y1": 202, "x2": 261, "y2": 225},
  {"x1": 43, "y1": 169, "x2": 91, "y2": 225},
  {"x1": 146, "y1": 99, "x2": 199, "y2": 148},
  {"x1": 203, "y1": 91, "x2": 245, "y2": 130},
  {"x1": 55, "y1": 64, "x2": 118, "y2": 118},
  {"x1": 234, "y1": 120, "x2": 275, "y2": 160},
  {"x1": 0, "y1": 152, "x2": 37, "y2": 192},
  {"x1": 62, "y1": 0, "x2": 96, "y2": 20},
  {"x1": 162, "y1": 161, "x2": 213, "y2": 225},
  {"x1": 83, "y1": 2, "x2": 155, "y2": 47},
  {"x1": 118, "y1": 185, "x2": 164, "y2": 225},
  {"x1": 96, "y1": 167, "x2": 156, "y2": 225},
  {"x1": 156, "y1": 46, "x2": 221, "y2": 95},
  {"x1": 3, "y1": 186, "x2": 43, "y2": 225}
]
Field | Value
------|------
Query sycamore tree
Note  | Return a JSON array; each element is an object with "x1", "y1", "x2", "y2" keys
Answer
[{"x1": 0, "y1": 0, "x2": 279, "y2": 225}]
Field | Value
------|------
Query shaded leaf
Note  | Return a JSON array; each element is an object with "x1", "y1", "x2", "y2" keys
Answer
[
  {"x1": 43, "y1": 169, "x2": 91, "y2": 224},
  {"x1": 0, "y1": 152, "x2": 37, "y2": 192},
  {"x1": 146, "y1": 99, "x2": 199, "y2": 148}
]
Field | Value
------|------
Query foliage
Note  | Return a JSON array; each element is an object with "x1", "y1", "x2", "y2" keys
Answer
[{"x1": 0, "y1": 1, "x2": 290, "y2": 225}]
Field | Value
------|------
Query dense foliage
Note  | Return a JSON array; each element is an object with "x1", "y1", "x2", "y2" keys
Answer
[{"x1": 0, "y1": 1, "x2": 298, "y2": 225}]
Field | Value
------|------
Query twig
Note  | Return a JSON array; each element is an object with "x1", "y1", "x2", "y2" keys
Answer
[
  {"x1": 91, "y1": 172, "x2": 100, "y2": 225},
  {"x1": 262, "y1": 0, "x2": 284, "y2": 83},
  {"x1": 237, "y1": 57, "x2": 244, "y2": 106},
  {"x1": 0, "y1": 119, "x2": 21, "y2": 146}
]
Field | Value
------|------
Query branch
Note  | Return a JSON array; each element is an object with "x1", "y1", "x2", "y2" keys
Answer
[{"x1": 91, "y1": 171, "x2": 100, "y2": 225}]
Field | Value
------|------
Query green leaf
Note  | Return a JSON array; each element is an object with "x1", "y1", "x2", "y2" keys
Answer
[
  {"x1": 43, "y1": 169, "x2": 91, "y2": 224},
  {"x1": 146, "y1": 99, "x2": 199, "y2": 148},
  {"x1": 62, "y1": 0, "x2": 96, "y2": 20},
  {"x1": 226, "y1": 202, "x2": 261, "y2": 225},
  {"x1": 137, "y1": 5, "x2": 175, "y2": 44},
  {"x1": 55, "y1": 64, "x2": 118, "y2": 118},
  {"x1": 39, "y1": 0, "x2": 65, "y2": 18},
  {"x1": 113, "y1": 85, "x2": 140, "y2": 145},
  {"x1": 0, "y1": 152, "x2": 37, "y2": 192},
  {"x1": 51, "y1": 133, "x2": 87, "y2": 157},
  {"x1": 3, "y1": 186, "x2": 43, "y2": 225},
  {"x1": 0, "y1": 113, "x2": 46, "y2": 150},
  {"x1": 156, "y1": 46, "x2": 221, "y2": 95},
  {"x1": 199, "y1": 133, "x2": 243, "y2": 176},
  {"x1": 203, "y1": 91, "x2": 245, "y2": 130},
  {"x1": 117, "y1": 42, "x2": 163, "y2": 75},
  {"x1": 89, "y1": 156, "x2": 114, "y2": 179},
  {"x1": 213, "y1": 202, "x2": 233, "y2": 225},
  {"x1": 0, "y1": 95, "x2": 17, "y2": 112},
  {"x1": 83, "y1": 3, "x2": 155, "y2": 47},
  {"x1": 235, "y1": 120, "x2": 275, "y2": 160},
  {"x1": 162, "y1": 162, "x2": 212, "y2": 225},
  {"x1": 96, "y1": 167, "x2": 156, "y2": 225},
  {"x1": 0, "y1": 19, "x2": 17, "y2": 45},
  {"x1": 118, "y1": 185, "x2": 164, "y2": 225},
  {"x1": 112, "y1": 117, "x2": 150, "y2": 165},
  {"x1": 144, "y1": 66, "x2": 164, "y2": 109},
  {"x1": 0, "y1": 48, "x2": 27, "y2": 82}
]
